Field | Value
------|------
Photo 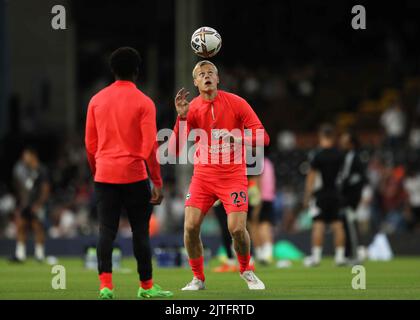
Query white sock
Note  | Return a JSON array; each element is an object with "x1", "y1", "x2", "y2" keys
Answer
[
  {"x1": 262, "y1": 242, "x2": 273, "y2": 261},
  {"x1": 35, "y1": 243, "x2": 45, "y2": 260},
  {"x1": 312, "y1": 246, "x2": 322, "y2": 262},
  {"x1": 16, "y1": 241, "x2": 26, "y2": 260},
  {"x1": 335, "y1": 246, "x2": 345, "y2": 262}
]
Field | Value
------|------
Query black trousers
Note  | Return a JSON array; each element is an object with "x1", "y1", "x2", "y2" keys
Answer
[{"x1": 95, "y1": 180, "x2": 153, "y2": 281}]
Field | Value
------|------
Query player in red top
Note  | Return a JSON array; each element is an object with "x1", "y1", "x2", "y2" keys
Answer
[
  {"x1": 85, "y1": 47, "x2": 172, "y2": 299},
  {"x1": 170, "y1": 60, "x2": 269, "y2": 290}
]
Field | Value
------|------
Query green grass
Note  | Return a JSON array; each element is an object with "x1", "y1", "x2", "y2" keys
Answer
[{"x1": 0, "y1": 257, "x2": 419, "y2": 300}]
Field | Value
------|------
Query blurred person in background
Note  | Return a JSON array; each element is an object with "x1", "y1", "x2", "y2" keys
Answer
[
  {"x1": 48, "y1": 205, "x2": 78, "y2": 239},
  {"x1": 85, "y1": 47, "x2": 172, "y2": 299},
  {"x1": 403, "y1": 164, "x2": 420, "y2": 231},
  {"x1": 0, "y1": 184, "x2": 16, "y2": 238},
  {"x1": 246, "y1": 174, "x2": 260, "y2": 268},
  {"x1": 248, "y1": 153, "x2": 277, "y2": 265},
  {"x1": 302, "y1": 124, "x2": 346, "y2": 267},
  {"x1": 365, "y1": 155, "x2": 386, "y2": 233},
  {"x1": 380, "y1": 102, "x2": 406, "y2": 150},
  {"x1": 379, "y1": 165, "x2": 407, "y2": 233},
  {"x1": 355, "y1": 185, "x2": 373, "y2": 260},
  {"x1": 339, "y1": 130, "x2": 368, "y2": 263},
  {"x1": 278, "y1": 186, "x2": 299, "y2": 234},
  {"x1": 11, "y1": 147, "x2": 50, "y2": 262}
]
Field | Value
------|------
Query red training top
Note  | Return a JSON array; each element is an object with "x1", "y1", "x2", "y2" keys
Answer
[
  {"x1": 85, "y1": 80, "x2": 162, "y2": 186},
  {"x1": 169, "y1": 90, "x2": 270, "y2": 180}
]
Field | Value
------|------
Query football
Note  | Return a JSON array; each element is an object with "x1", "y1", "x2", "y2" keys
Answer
[{"x1": 191, "y1": 26, "x2": 222, "y2": 58}]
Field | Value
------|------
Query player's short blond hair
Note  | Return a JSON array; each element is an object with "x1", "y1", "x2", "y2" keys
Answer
[{"x1": 192, "y1": 60, "x2": 218, "y2": 79}]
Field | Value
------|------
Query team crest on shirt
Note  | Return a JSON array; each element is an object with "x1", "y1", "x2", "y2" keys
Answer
[{"x1": 186, "y1": 193, "x2": 191, "y2": 200}]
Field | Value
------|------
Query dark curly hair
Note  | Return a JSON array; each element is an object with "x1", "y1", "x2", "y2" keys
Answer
[{"x1": 109, "y1": 47, "x2": 141, "y2": 80}]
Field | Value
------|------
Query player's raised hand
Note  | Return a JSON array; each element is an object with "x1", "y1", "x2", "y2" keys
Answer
[{"x1": 175, "y1": 88, "x2": 190, "y2": 119}]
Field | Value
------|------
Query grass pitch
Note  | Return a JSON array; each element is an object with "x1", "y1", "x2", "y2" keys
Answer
[{"x1": 0, "y1": 257, "x2": 419, "y2": 300}]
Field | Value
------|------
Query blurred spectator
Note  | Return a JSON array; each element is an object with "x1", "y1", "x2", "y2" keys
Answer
[
  {"x1": 380, "y1": 102, "x2": 406, "y2": 149},
  {"x1": 0, "y1": 188, "x2": 16, "y2": 238},
  {"x1": 403, "y1": 166, "x2": 420, "y2": 231},
  {"x1": 49, "y1": 207, "x2": 78, "y2": 238},
  {"x1": 356, "y1": 185, "x2": 373, "y2": 236},
  {"x1": 379, "y1": 165, "x2": 407, "y2": 233},
  {"x1": 408, "y1": 127, "x2": 420, "y2": 150},
  {"x1": 277, "y1": 186, "x2": 298, "y2": 234},
  {"x1": 277, "y1": 131, "x2": 297, "y2": 151}
]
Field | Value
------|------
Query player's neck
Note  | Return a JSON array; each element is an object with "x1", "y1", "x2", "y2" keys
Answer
[{"x1": 200, "y1": 90, "x2": 217, "y2": 101}]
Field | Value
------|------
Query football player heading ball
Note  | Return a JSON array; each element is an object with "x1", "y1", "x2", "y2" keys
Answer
[{"x1": 169, "y1": 59, "x2": 270, "y2": 291}]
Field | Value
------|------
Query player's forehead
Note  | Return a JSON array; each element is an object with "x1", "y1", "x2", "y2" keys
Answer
[
  {"x1": 198, "y1": 64, "x2": 216, "y2": 72},
  {"x1": 193, "y1": 62, "x2": 218, "y2": 77}
]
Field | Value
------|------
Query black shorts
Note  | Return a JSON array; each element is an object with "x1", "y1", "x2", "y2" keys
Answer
[
  {"x1": 247, "y1": 201, "x2": 275, "y2": 224},
  {"x1": 312, "y1": 192, "x2": 341, "y2": 223},
  {"x1": 20, "y1": 206, "x2": 44, "y2": 221},
  {"x1": 21, "y1": 207, "x2": 35, "y2": 220},
  {"x1": 341, "y1": 190, "x2": 362, "y2": 210},
  {"x1": 260, "y1": 201, "x2": 275, "y2": 224}
]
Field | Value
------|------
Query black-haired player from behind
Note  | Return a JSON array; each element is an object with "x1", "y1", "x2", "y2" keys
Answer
[
  {"x1": 85, "y1": 47, "x2": 172, "y2": 299},
  {"x1": 302, "y1": 124, "x2": 346, "y2": 267}
]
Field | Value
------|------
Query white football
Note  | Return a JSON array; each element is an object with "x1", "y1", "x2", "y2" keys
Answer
[{"x1": 191, "y1": 26, "x2": 222, "y2": 58}]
